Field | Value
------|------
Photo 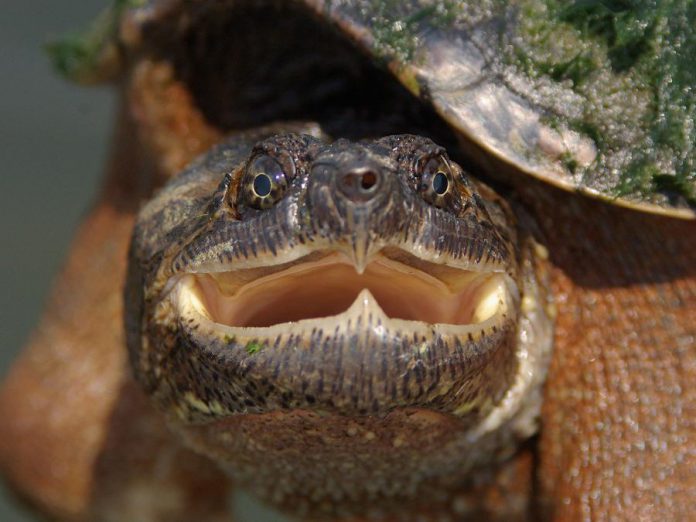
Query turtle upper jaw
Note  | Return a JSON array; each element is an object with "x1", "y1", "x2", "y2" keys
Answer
[{"x1": 176, "y1": 250, "x2": 512, "y2": 333}]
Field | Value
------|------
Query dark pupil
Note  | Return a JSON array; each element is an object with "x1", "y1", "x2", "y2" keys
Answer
[
  {"x1": 253, "y1": 173, "x2": 272, "y2": 197},
  {"x1": 432, "y1": 171, "x2": 448, "y2": 195}
]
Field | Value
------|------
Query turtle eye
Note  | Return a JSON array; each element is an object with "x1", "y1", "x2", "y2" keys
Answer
[
  {"x1": 418, "y1": 155, "x2": 454, "y2": 208},
  {"x1": 239, "y1": 154, "x2": 289, "y2": 209}
]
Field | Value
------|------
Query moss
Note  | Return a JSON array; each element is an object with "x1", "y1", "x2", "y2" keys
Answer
[
  {"x1": 46, "y1": 0, "x2": 695, "y2": 206},
  {"x1": 541, "y1": 53, "x2": 597, "y2": 86},
  {"x1": 245, "y1": 341, "x2": 263, "y2": 355},
  {"x1": 366, "y1": 0, "x2": 459, "y2": 63},
  {"x1": 653, "y1": 171, "x2": 696, "y2": 203},
  {"x1": 556, "y1": 0, "x2": 658, "y2": 72},
  {"x1": 46, "y1": 0, "x2": 146, "y2": 82},
  {"x1": 614, "y1": 158, "x2": 659, "y2": 197},
  {"x1": 511, "y1": 0, "x2": 695, "y2": 206},
  {"x1": 560, "y1": 151, "x2": 579, "y2": 174}
]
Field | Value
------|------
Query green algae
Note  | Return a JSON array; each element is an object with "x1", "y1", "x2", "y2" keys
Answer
[
  {"x1": 47, "y1": 0, "x2": 695, "y2": 206},
  {"x1": 363, "y1": 0, "x2": 459, "y2": 63},
  {"x1": 245, "y1": 341, "x2": 263, "y2": 355},
  {"x1": 513, "y1": 0, "x2": 696, "y2": 205},
  {"x1": 360, "y1": 0, "x2": 695, "y2": 206},
  {"x1": 46, "y1": 0, "x2": 145, "y2": 82}
]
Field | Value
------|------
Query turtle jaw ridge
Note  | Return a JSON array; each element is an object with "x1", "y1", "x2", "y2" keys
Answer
[
  {"x1": 149, "y1": 247, "x2": 520, "y2": 423},
  {"x1": 182, "y1": 251, "x2": 512, "y2": 330}
]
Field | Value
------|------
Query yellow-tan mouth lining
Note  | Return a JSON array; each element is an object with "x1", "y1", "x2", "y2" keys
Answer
[{"x1": 182, "y1": 252, "x2": 510, "y2": 329}]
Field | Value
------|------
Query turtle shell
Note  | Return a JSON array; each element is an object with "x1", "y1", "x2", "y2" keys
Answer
[{"x1": 50, "y1": 0, "x2": 695, "y2": 217}]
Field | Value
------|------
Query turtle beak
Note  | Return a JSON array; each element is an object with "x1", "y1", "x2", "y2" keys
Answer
[
  {"x1": 308, "y1": 155, "x2": 395, "y2": 273},
  {"x1": 335, "y1": 166, "x2": 385, "y2": 272}
]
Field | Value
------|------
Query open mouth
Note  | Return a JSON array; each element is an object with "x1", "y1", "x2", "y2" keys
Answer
[{"x1": 175, "y1": 249, "x2": 512, "y2": 331}]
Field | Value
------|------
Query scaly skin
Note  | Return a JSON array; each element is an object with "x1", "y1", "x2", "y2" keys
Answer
[
  {"x1": 121, "y1": 129, "x2": 552, "y2": 519},
  {"x1": 521, "y1": 182, "x2": 696, "y2": 521},
  {"x1": 0, "y1": 76, "x2": 694, "y2": 521}
]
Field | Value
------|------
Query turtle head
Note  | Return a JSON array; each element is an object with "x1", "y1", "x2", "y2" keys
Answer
[{"x1": 125, "y1": 131, "x2": 552, "y2": 514}]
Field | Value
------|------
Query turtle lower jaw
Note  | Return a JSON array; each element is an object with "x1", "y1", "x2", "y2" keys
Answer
[{"x1": 174, "y1": 251, "x2": 513, "y2": 336}]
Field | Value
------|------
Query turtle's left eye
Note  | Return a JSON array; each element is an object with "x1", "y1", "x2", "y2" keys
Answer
[
  {"x1": 417, "y1": 155, "x2": 455, "y2": 208},
  {"x1": 239, "y1": 154, "x2": 289, "y2": 209}
]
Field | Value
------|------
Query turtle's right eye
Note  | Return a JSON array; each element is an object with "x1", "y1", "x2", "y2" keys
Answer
[{"x1": 238, "y1": 154, "x2": 289, "y2": 209}]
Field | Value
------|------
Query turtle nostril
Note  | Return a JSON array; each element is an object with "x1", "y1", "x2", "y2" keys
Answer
[
  {"x1": 337, "y1": 168, "x2": 383, "y2": 202},
  {"x1": 360, "y1": 171, "x2": 377, "y2": 191}
]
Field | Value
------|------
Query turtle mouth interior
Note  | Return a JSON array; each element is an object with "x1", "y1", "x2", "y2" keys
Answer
[{"x1": 191, "y1": 251, "x2": 508, "y2": 328}]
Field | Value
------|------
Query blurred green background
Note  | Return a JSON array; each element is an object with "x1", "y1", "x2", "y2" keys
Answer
[{"x1": 0, "y1": 2, "x2": 287, "y2": 520}]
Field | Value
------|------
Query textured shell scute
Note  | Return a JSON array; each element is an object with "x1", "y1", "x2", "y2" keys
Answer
[
  {"x1": 311, "y1": 0, "x2": 696, "y2": 214},
  {"x1": 58, "y1": 0, "x2": 695, "y2": 215}
]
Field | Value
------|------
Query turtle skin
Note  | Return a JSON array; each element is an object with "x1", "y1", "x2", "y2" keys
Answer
[
  {"x1": 1, "y1": 89, "x2": 693, "y2": 522},
  {"x1": 1, "y1": 1, "x2": 695, "y2": 520}
]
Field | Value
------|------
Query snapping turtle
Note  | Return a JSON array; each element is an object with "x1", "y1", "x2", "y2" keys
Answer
[{"x1": 1, "y1": 1, "x2": 694, "y2": 521}]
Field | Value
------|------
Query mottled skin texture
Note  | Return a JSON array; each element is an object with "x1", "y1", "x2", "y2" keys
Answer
[
  {"x1": 526, "y1": 186, "x2": 696, "y2": 521},
  {"x1": 1, "y1": 0, "x2": 695, "y2": 520},
  {"x1": 122, "y1": 131, "x2": 552, "y2": 517}
]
